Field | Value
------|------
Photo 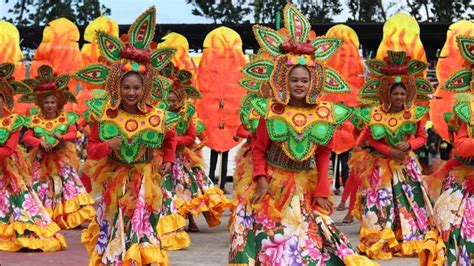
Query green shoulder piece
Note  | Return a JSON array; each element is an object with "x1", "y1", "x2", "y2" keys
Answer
[
  {"x1": 86, "y1": 98, "x2": 106, "y2": 118},
  {"x1": 415, "y1": 105, "x2": 430, "y2": 120},
  {"x1": 443, "y1": 112, "x2": 458, "y2": 133},
  {"x1": 332, "y1": 103, "x2": 353, "y2": 125},
  {"x1": 186, "y1": 103, "x2": 196, "y2": 120},
  {"x1": 12, "y1": 115, "x2": 25, "y2": 132},
  {"x1": 350, "y1": 114, "x2": 365, "y2": 131},
  {"x1": 66, "y1": 111, "x2": 80, "y2": 125},
  {"x1": 453, "y1": 101, "x2": 471, "y2": 125},
  {"x1": 267, "y1": 118, "x2": 288, "y2": 142},
  {"x1": 353, "y1": 107, "x2": 371, "y2": 124},
  {"x1": 0, "y1": 129, "x2": 9, "y2": 145},
  {"x1": 249, "y1": 96, "x2": 267, "y2": 117},
  {"x1": 164, "y1": 110, "x2": 180, "y2": 125},
  {"x1": 196, "y1": 119, "x2": 206, "y2": 135},
  {"x1": 0, "y1": 115, "x2": 25, "y2": 145},
  {"x1": 29, "y1": 107, "x2": 40, "y2": 116}
]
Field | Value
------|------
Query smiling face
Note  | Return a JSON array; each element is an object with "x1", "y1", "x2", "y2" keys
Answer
[
  {"x1": 167, "y1": 91, "x2": 180, "y2": 112},
  {"x1": 390, "y1": 83, "x2": 408, "y2": 111},
  {"x1": 289, "y1": 65, "x2": 310, "y2": 102},
  {"x1": 41, "y1": 95, "x2": 58, "y2": 117},
  {"x1": 120, "y1": 72, "x2": 144, "y2": 110}
]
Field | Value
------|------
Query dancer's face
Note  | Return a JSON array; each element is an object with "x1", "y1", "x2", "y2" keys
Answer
[
  {"x1": 167, "y1": 91, "x2": 180, "y2": 112},
  {"x1": 42, "y1": 95, "x2": 58, "y2": 117},
  {"x1": 120, "y1": 73, "x2": 144, "y2": 109},
  {"x1": 390, "y1": 85, "x2": 407, "y2": 110},
  {"x1": 289, "y1": 66, "x2": 310, "y2": 101}
]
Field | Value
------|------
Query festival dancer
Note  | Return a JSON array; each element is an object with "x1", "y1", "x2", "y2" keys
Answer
[
  {"x1": 420, "y1": 35, "x2": 474, "y2": 265},
  {"x1": 229, "y1": 3, "x2": 376, "y2": 265},
  {"x1": 75, "y1": 7, "x2": 180, "y2": 265},
  {"x1": 0, "y1": 62, "x2": 67, "y2": 252},
  {"x1": 352, "y1": 50, "x2": 434, "y2": 259},
  {"x1": 20, "y1": 64, "x2": 95, "y2": 230},
  {"x1": 160, "y1": 62, "x2": 231, "y2": 233}
]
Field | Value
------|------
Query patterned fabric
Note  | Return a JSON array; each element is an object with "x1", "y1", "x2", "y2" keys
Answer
[
  {"x1": 0, "y1": 147, "x2": 67, "y2": 252},
  {"x1": 30, "y1": 143, "x2": 95, "y2": 229},
  {"x1": 81, "y1": 156, "x2": 169, "y2": 265},
  {"x1": 229, "y1": 164, "x2": 376, "y2": 265},
  {"x1": 354, "y1": 151, "x2": 432, "y2": 260}
]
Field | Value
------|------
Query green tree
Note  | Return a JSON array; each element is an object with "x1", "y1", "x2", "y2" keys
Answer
[
  {"x1": 406, "y1": 0, "x2": 431, "y2": 21},
  {"x1": 2, "y1": 0, "x2": 111, "y2": 26},
  {"x1": 251, "y1": 0, "x2": 286, "y2": 24},
  {"x1": 185, "y1": 0, "x2": 252, "y2": 23},
  {"x1": 347, "y1": 0, "x2": 396, "y2": 22},
  {"x1": 430, "y1": 0, "x2": 473, "y2": 21},
  {"x1": 298, "y1": 0, "x2": 343, "y2": 23}
]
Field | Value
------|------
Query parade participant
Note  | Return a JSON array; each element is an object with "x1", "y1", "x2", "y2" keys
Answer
[
  {"x1": 229, "y1": 4, "x2": 376, "y2": 265},
  {"x1": 352, "y1": 50, "x2": 434, "y2": 259},
  {"x1": 0, "y1": 62, "x2": 67, "y2": 252},
  {"x1": 160, "y1": 62, "x2": 231, "y2": 233},
  {"x1": 20, "y1": 64, "x2": 95, "y2": 230},
  {"x1": 420, "y1": 35, "x2": 474, "y2": 266},
  {"x1": 75, "y1": 6, "x2": 180, "y2": 265}
]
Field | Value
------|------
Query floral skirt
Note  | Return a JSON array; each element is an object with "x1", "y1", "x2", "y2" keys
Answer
[
  {"x1": 353, "y1": 151, "x2": 432, "y2": 260},
  {"x1": 229, "y1": 164, "x2": 377, "y2": 265},
  {"x1": 30, "y1": 144, "x2": 95, "y2": 229},
  {"x1": 0, "y1": 149, "x2": 67, "y2": 252},
  {"x1": 420, "y1": 163, "x2": 474, "y2": 266},
  {"x1": 164, "y1": 147, "x2": 232, "y2": 228},
  {"x1": 81, "y1": 157, "x2": 169, "y2": 266}
]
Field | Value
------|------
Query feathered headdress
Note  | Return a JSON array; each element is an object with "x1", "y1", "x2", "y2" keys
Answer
[
  {"x1": 18, "y1": 64, "x2": 77, "y2": 110},
  {"x1": 0, "y1": 63, "x2": 30, "y2": 111},
  {"x1": 74, "y1": 6, "x2": 175, "y2": 113},
  {"x1": 358, "y1": 51, "x2": 434, "y2": 111},
  {"x1": 239, "y1": 3, "x2": 350, "y2": 105}
]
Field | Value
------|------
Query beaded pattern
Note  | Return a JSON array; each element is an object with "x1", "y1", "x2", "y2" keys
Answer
[
  {"x1": 0, "y1": 114, "x2": 24, "y2": 145},
  {"x1": 25, "y1": 111, "x2": 79, "y2": 145}
]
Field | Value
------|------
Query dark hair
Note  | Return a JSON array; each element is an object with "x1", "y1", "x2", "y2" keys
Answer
[
  {"x1": 121, "y1": 71, "x2": 143, "y2": 85},
  {"x1": 390, "y1": 82, "x2": 407, "y2": 92},
  {"x1": 290, "y1": 65, "x2": 310, "y2": 75}
]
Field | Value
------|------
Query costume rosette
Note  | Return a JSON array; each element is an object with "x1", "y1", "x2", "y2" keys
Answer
[
  {"x1": 158, "y1": 62, "x2": 231, "y2": 234},
  {"x1": 420, "y1": 35, "x2": 474, "y2": 266},
  {"x1": 74, "y1": 6, "x2": 178, "y2": 265},
  {"x1": 352, "y1": 50, "x2": 435, "y2": 259},
  {"x1": 229, "y1": 4, "x2": 376, "y2": 265},
  {"x1": 18, "y1": 64, "x2": 95, "y2": 230},
  {"x1": 0, "y1": 63, "x2": 67, "y2": 252}
]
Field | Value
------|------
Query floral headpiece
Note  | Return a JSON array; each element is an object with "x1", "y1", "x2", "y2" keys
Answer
[
  {"x1": 442, "y1": 36, "x2": 474, "y2": 94},
  {"x1": 358, "y1": 50, "x2": 434, "y2": 111},
  {"x1": 239, "y1": 3, "x2": 350, "y2": 105},
  {"x1": 159, "y1": 62, "x2": 201, "y2": 109},
  {"x1": 19, "y1": 64, "x2": 77, "y2": 110},
  {"x1": 74, "y1": 6, "x2": 175, "y2": 113},
  {"x1": 0, "y1": 63, "x2": 30, "y2": 111}
]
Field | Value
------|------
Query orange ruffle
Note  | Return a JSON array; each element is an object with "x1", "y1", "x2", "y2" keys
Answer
[
  {"x1": 419, "y1": 230, "x2": 446, "y2": 266},
  {"x1": 157, "y1": 213, "x2": 191, "y2": 250}
]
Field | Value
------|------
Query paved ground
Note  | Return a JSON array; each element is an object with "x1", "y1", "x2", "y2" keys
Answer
[{"x1": 0, "y1": 147, "x2": 419, "y2": 265}]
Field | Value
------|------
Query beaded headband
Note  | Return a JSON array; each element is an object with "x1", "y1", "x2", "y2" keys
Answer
[
  {"x1": 74, "y1": 6, "x2": 175, "y2": 113},
  {"x1": 239, "y1": 3, "x2": 350, "y2": 105}
]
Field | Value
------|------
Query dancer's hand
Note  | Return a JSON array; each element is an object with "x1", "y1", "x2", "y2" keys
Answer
[
  {"x1": 107, "y1": 136, "x2": 122, "y2": 151},
  {"x1": 395, "y1": 141, "x2": 410, "y2": 152},
  {"x1": 389, "y1": 148, "x2": 407, "y2": 161},
  {"x1": 233, "y1": 135, "x2": 240, "y2": 142},
  {"x1": 159, "y1": 162, "x2": 173, "y2": 175},
  {"x1": 40, "y1": 140, "x2": 52, "y2": 152},
  {"x1": 53, "y1": 133, "x2": 63, "y2": 141},
  {"x1": 313, "y1": 197, "x2": 333, "y2": 213},
  {"x1": 250, "y1": 176, "x2": 271, "y2": 204}
]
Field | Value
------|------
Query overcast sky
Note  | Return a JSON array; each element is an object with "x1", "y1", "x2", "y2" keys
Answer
[{"x1": 0, "y1": 0, "x2": 359, "y2": 24}]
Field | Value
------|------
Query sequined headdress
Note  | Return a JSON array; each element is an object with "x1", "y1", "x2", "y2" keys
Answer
[
  {"x1": 358, "y1": 51, "x2": 434, "y2": 111},
  {"x1": 0, "y1": 63, "x2": 30, "y2": 111},
  {"x1": 159, "y1": 62, "x2": 201, "y2": 109},
  {"x1": 18, "y1": 64, "x2": 77, "y2": 110},
  {"x1": 239, "y1": 3, "x2": 350, "y2": 105},
  {"x1": 74, "y1": 6, "x2": 175, "y2": 113},
  {"x1": 442, "y1": 36, "x2": 474, "y2": 94}
]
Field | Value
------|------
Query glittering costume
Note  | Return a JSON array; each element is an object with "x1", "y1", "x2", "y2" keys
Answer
[
  {"x1": 0, "y1": 63, "x2": 67, "y2": 252},
  {"x1": 229, "y1": 4, "x2": 376, "y2": 265},
  {"x1": 19, "y1": 64, "x2": 95, "y2": 230},
  {"x1": 75, "y1": 6, "x2": 178, "y2": 265},
  {"x1": 420, "y1": 35, "x2": 474, "y2": 266},
  {"x1": 159, "y1": 63, "x2": 231, "y2": 236},
  {"x1": 352, "y1": 49, "x2": 435, "y2": 259}
]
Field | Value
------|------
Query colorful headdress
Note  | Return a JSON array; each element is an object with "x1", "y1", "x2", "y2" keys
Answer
[
  {"x1": 0, "y1": 63, "x2": 30, "y2": 111},
  {"x1": 240, "y1": 3, "x2": 350, "y2": 105},
  {"x1": 159, "y1": 62, "x2": 201, "y2": 109},
  {"x1": 443, "y1": 36, "x2": 474, "y2": 94},
  {"x1": 18, "y1": 64, "x2": 77, "y2": 109},
  {"x1": 358, "y1": 50, "x2": 434, "y2": 111},
  {"x1": 74, "y1": 6, "x2": 175, "y2": 113}
]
